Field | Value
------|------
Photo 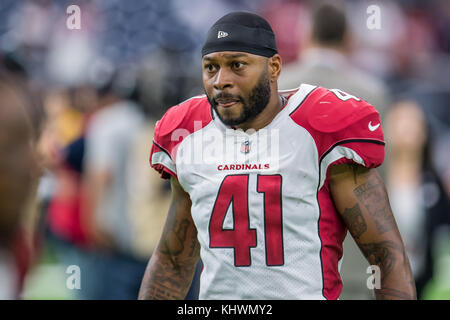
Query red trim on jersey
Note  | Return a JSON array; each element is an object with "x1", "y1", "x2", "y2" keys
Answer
[
  {"x1": 331, "y1": 141, "x2": 385, "y2": 168},
  {"x1": 152, "y1": 162, "x2": 178, "y2": 180},
  {"x1": 149, "y1": 142, "x2": 178, "y2": 180},
  {"x1": 318, "y1": 155, "x2": 358, "y2": 300},
  {"x1": 317, "y1": 182, "x2": 346, "y2": 300},
  {"x1": 149, "y1": 96, "x2": 213, "y2": 179},
  {"x1": 281, "y1": 93, "x2": 293, "y2": 110}
]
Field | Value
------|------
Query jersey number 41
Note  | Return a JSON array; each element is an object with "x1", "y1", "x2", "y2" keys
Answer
[{"x1": 209, "y1": 174, "x2": 284, "y2": 267}]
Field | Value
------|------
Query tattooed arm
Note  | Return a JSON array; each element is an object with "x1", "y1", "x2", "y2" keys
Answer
[
  {"x1": 138, "y1": 177, "x2": 200, "y2": 299},
  {"x1": 329, "y1": 164, "x2": 416, "y2": 300}
]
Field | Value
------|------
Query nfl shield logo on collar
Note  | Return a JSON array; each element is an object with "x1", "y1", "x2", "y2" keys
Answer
[{"x1": 240, "y1": 140, "x2": 251, "y2": 154}]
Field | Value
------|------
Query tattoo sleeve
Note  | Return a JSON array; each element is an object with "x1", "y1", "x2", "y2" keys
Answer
[
  {"x1": 329, "y1": 164, "x2": 417, "y2": 300},
  {"x1": 341, "y1": 203, "x2": 367, "y2": 240},
  {"x1": 359, "y1": 240, "x2": 401, "y2": 284},
  {"x1": 138, "y1": 178, "x2": 200, "y2": 300},
  {"x1": 353, "y1": 172, "x2": 396, "y2": 234}
]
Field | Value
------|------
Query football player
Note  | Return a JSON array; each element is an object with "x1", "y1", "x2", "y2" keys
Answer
[{"x1": 139, "y1": 12, "x2": 416, "y2": 300}]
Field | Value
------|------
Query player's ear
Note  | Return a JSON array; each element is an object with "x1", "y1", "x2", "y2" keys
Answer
[{"x1": 268, "y1": 54, "x2": 282, "y2": 82}]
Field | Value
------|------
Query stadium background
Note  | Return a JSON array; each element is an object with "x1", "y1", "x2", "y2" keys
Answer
[{"x1": 0, "y1": 0, "x2": 449, "y2": 299}]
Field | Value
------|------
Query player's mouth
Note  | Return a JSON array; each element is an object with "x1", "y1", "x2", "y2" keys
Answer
[{"x1": 215, "y1": 98, "x2": 241, "y2": 108}]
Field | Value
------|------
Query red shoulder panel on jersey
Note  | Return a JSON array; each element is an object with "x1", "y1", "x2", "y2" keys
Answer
[
  {"x1": 306, "y1": 87, "x2": 378, "y2": 133},
  {"x1": 289, "y1": 86, "x2": 385, "y2": 165},
  {"x1": 150, "y1": 95, "x2": 213, "y2": 179}
]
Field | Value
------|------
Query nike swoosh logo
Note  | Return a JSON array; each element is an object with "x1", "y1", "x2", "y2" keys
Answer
[{"x1": 368, "y1": 121, "x2": 380, "y2": 131}]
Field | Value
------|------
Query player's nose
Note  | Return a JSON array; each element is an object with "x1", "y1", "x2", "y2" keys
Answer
[{"x1": 213, "y1": 68, "x2": 233, "y2": 91}]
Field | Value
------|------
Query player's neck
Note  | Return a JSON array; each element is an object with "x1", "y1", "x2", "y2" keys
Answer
[{"x1": 234, "y1": 94, "x2": 284, "y2": 131}]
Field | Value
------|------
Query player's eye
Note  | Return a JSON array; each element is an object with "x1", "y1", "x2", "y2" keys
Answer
[
  {"x1": 204, "y1": 64, "x2": 217, "y2": 72},
  {"x1": 232, "y1": 61, "x2": 245, "y2": 70}
]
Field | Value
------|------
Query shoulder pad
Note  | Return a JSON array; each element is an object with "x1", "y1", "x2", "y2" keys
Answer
[
  {"x1": 155, "y1": 95, "x2": 212, "y2": 143},
  {"x1": 307, "y1": 88, "x2": 378, "y2": 133}
]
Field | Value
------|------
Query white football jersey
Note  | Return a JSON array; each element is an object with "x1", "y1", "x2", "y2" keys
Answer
[{"x1": 150, "y1": 84, "x2": 385, "y2": 299}]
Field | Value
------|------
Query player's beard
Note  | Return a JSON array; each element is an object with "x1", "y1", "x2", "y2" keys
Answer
[{"x1": 207, "y1": 68, "x2": 271, "y2": 127}]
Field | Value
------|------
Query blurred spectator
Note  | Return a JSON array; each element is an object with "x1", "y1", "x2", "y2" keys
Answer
[
  {"x1": 385, "y1": 86, "x2": 450, "y2": 298},
  {"x1": 5, "y1": 0, "x2": 60, "y2": 81},
  {"x1": 81, "y1": 69, "x2": 170, "y2": 299},
  {"x1": 384, "y1": 101, "x2": 428, "y2": 291},
  {"x1": 279, "y1": 2, "x2": 391, "y2": 299},
  {"x1": 261, "y1": 0, "x2": 310, "y2": 64},
  {"x1": 279, "y1": 1, "x2": 389, "y2": 117},
  {"x1": 37, "y1": 86, "x2": 96, "y2": 299},
  {"x1": 0, "y1": 71, "x2": 39, "y2": 299},
  {"x1": 434, "y1": 0, "x2": 450, "y2": 53},
  {"x1": 45, "y1": 0, "x2": 102, "y2": 87},
  {"x1": 346, "y1": 0, "x2": 408, "y2": 81}
]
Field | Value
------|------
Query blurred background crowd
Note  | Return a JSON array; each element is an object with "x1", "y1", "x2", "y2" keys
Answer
[{"x1": 0, "y1": 0, "x2": 449, "y2": 300}]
